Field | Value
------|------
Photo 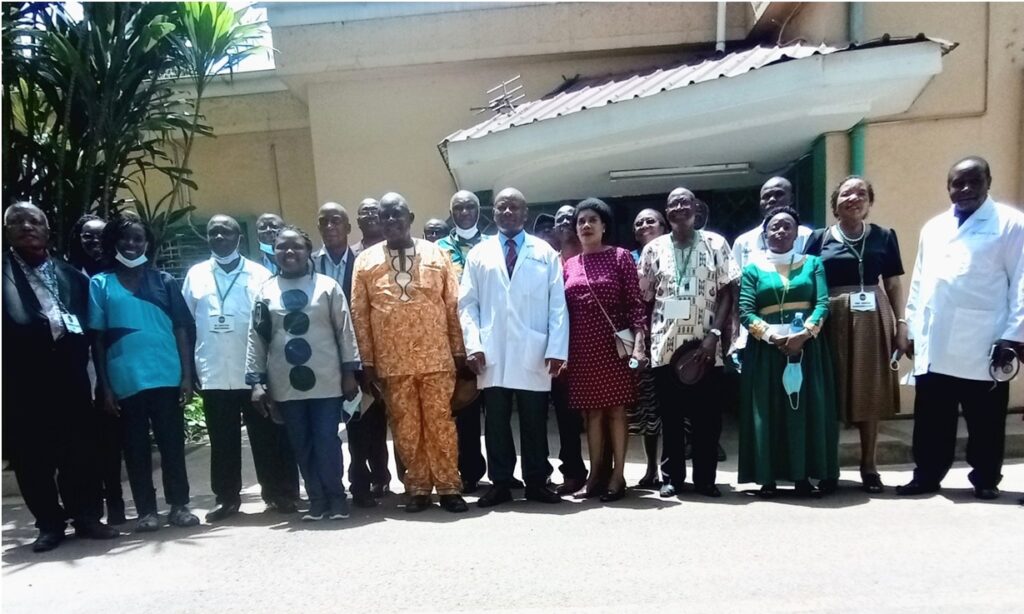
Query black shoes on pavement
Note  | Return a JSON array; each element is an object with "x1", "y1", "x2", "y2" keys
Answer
[
  {"x1": 896, "y1": 480, "x2": 941, "y2": 496},
  {"x1": 439, "y1": 494, "x2": 469, "y2": 513},
  {"x1": 32, "y1": 531, "x2": 64, "y2": 553},
  {"x1": 524, "y1": 485, "x2": 561, "y2": 504},
  {"x1": 973, "y1": 486, "x2": 1000, "y2": 500},
  {"x1": 74, "y1": 519, "x2": 119, "y2": 540},
  {"x1": 205, "y1": 501, "x2": 240, "y2": 522},
  {"x1": 405, "y1": 495, "x2": 431, "y2": 513}
]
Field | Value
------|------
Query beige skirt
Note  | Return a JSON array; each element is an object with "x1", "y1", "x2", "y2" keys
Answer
[{"x1": 824, "y1": 285, "x2": 900, "y2": 424}]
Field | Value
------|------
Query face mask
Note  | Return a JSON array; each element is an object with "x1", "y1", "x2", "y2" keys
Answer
[
  {"x1": 115, "y1": 249, "x2": 148, "y2": 269},
  {"x1": 782, "y1": 353, "x2": 803, "y2": 410},
  {"x1": 211, "y1": 238, "x2": 241, "y2": 264},
  {"x1": 454, "y1": 225, "x2": 478, "y2": 240},
  {"x1": 259, "y1": 241, "x2": 274, "y2": 255}
]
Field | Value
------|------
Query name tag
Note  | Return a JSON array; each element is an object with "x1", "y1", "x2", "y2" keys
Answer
[
  {"x1": 209, "y1": 314, "x2": 236, "y2": 333},
  {"x1": 61, "y1": 313, "x2": 83, "y2": 334},
  {"x1": 663, "y1": 299, "x2": 692, "y2": 320},
  {"x1": 850, "y1": 291, "x2": 877, "y2": 312}
]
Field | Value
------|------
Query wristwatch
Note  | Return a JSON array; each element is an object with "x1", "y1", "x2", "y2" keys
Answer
[{"x1": 708, "y1": 328, "x2": 722, "y2": 338}]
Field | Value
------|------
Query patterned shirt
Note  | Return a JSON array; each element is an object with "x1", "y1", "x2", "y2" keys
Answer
[
  {"x1": 436, "y1": 228, "x2": 488, "y2": 279},
  {"x1": 351, "y1": 238, "x2": 466, "y2": 378},
  {"x1": 11, "y1": 251, "x2": 65, "y2": 340},
  {"x1": 637, "y1": 231, "x2": 739, "y2": 368}
]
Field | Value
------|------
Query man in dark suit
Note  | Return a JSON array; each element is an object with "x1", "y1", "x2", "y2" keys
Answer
[
  {"x1": 3, "y1": 202, "x2": 119, "y2": 552},
  {"x1": 314, "y1": 201, "x2": 392, "y2": 508}
]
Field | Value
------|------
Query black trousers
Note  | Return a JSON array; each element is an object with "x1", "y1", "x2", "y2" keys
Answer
[
  {"x1": 119, "y1": 387, "x2": 191, "y2": 515},
  {"x1": 346, "y1": 397, "x2": 392, "y2": 496},
  {"x1": 654, "y1": 366, "x2": 723, "y2": 488},
  {"x1": 8, "y1": 391, "x2": 103, "y2": 533},
  {"x1": 912, "y1": 373, "x2": 1009, "y2": 489},
  {"x1": 455, "y1": 395, "x2": 487, "y2": 485},
  {"x1": 202, "y1": 389, "x2": 300, "y2": 505},
  {"x1": 94, "y1": 390, "x2": 124, "y2": 510},
  {"x1": 483, "y1": 387, "x2": 553, "y2": 487},
  {"x1": 551, "y1": 376, "x2": 588, "y2": 482}
]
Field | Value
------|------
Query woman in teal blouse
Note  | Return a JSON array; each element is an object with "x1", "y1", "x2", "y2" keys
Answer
[{"x1": 737, "y1": 206, "x2": 839, "y2": 497}]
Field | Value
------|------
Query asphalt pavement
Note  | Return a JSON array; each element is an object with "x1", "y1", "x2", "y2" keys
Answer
[{"x1": 3, "y1": 422, "x2": 1023, "y2": 613}]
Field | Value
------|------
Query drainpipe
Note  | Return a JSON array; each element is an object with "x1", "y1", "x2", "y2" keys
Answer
[
  {"x1": 848, "y1": 2, "x2": 865, "y2": 175},
  {"x1": 715, "y1": 2, "x2": 726, "y2": 53}
]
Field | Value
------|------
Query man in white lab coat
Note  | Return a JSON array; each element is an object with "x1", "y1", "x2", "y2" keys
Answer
[
  {"x1": 896, "y1": 157, "x2": 1024, "y2": 500},
  {"x1": 459, "y1": 188, "x2": 569, "y2": 508}
]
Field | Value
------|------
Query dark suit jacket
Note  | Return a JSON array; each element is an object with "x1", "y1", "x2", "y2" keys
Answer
[
  {"x1": 2, "y1": 251, "x2": 92, "y2": 410},
  {"x1": 315, "y1": 247, "x2": 356, "y2": 302}
]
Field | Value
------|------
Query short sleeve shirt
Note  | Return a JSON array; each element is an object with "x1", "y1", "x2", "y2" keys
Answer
[
  {"x1": 88, "y1": 269, "x2": 192, "y2": 400},
  {"x1": 803, "y1": 223, "x2": 904, "y2": 288},
  {"x1": 638, "y1": 231, "x2": 740, "y2": 367}
]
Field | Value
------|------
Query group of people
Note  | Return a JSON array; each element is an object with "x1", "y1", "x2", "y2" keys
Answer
[{"x1": 4, "y1": 155, "x2": 1022, "y2": 554}]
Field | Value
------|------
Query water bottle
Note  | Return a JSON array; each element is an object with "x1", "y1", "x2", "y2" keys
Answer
[{"x1": 790, "y1": 311, "x2": 805, "y2": 335}]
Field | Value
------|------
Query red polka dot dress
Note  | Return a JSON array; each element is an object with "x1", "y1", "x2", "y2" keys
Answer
[{"x1": 563, "y1": 247, "x2": 646, "y2": 411}]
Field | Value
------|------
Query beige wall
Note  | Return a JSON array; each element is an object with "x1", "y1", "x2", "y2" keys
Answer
[{"x1": 795, "y1": 3, "x2": 1024, "y2": 406}]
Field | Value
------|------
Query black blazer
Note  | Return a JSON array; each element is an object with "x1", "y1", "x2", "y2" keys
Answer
[
  {"x1": 315, "y1": 247, "x2": 356, "y2": 302},
  {"x1": 2, "y1": 252, "x2": 92, "y2": 408}
]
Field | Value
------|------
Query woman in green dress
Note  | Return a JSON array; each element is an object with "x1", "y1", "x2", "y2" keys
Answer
[{"x1": 737, "y1": 206, "x2": 839, "y2": 497}]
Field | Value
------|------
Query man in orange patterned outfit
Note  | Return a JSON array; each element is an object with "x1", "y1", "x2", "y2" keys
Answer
[{"x1": 350, "y1": 192, "x2": 469, "y2": 513}]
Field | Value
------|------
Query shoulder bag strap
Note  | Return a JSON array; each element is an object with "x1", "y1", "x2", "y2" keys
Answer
[{"x1": 582, "y1": 253, "x2": 619, "y2": 335}]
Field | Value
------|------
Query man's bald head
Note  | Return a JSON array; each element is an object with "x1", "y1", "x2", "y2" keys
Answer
[
  {"x1": 668, "y1": 187, "x2": 696, "y2": 204},
  {"x1": 493, "y1": 187, "x2": 528, "y2": 236},
  {"x1": 759, "y1": 177, "x2": 793, "y2": 217},
  {"x1": 423, "y1": 218, "x2": 449, "y2": 242},
  {"x1": 3, "y1": 201, "x2": 48, "y2": 228},
  {"x1": 318, "y1": 201, "x2": 351, "y2": 252},
  {"x1": 380, "y1": 192, "x2": 409, "y2": 211},
  {"x1": 379, "y1": 192, "x2": 414, "y2": 247},
  {"x1": 450, "y1": 190, "x2": 481, "y2": 231},
  {"x1": 207, "y1": 214, "x2": 241, "y2": 234},
  {"x1": 256, "y1": 212, "x2": 284, "y2": 244}
]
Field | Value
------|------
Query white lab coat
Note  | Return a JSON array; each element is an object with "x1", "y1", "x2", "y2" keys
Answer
[
  {"x1": 459, "y1": 233, "x2": 569, "y2": 392},
  {"x1": 905, "y1": 198, "x2": 1024, "y2": 381}
]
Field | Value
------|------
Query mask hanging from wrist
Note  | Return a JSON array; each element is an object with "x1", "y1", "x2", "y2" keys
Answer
[{"x1": 781, "y1": 352, "x2": 804, "y2": 410}]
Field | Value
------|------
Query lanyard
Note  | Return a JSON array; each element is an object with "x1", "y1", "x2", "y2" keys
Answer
[
  {"x1": 672, "y1": 232, "x2": 699, "y2": 297},
  {"x1": 212, "y1": 264, "x2": 243, "y2": 313},
  {"x1": 834, "y1": 223, "x2": 871, "y2": 292},
  {"x1": 769, "y1": 255, "x2": 796, "y2": 320},
  {"x1": 13, "y1": 252, "x2": 69, "y2": 314}
]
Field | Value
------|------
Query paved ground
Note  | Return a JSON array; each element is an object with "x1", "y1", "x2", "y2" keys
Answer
[{"x1": 3, "y1": 418, "x2": 1024, "y2": 613}]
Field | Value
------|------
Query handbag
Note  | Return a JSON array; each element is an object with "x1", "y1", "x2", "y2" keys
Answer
[
  {"x1": 582, "y1": 253, "x2": 635, "y2": 360},
  {"x1": 670, "y1": 339, "x2": 708, "y2": 385}
]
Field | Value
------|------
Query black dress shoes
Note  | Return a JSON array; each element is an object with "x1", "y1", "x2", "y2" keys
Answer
[
  {"x1": 405, "y1": 495, "x2": 431, "y2": 513},
  {"x1": 818, "y1": 479, "x2": 838, "y2": 495},
  {"x1": 695, "y1": 484, "x2": 722, "y2": 498},
  {"x1": 370, "y1": 484, "x2": 391, "y2": 499},
  {"x1": 599, "y1": 488, "x2": 626, "y2": 503},
  {"x1": 353, "y1": 493, "x2": 379, "y2": 508},
  {"x1": 895, "y1": 480, "x2": 941, "y2": 496},
  {"x1": 794, "y1": 479, "x2": 819, "y2": 497},
  {"x1": 509, "y1": 477, "x2": 526, "y2": 489},
  {"x1": 757, "y1": 483, "x2": 778, "y2": 499},
  {"x1": 439, "y1": 494, "x2": 469, "y2": 513},
  {"x1": 205, "y1": 501, "x2": 240, "y2": 522},
  {"x1": 973, "y1": 486, "x2": 1000, "y2": 500},
  {"x1": 461, "y1": 480, "x2": 480, "y2": 495},
  {"x1": 477, "y1": 485, "x2": 512, "y2": 508},
  {"x1": 74, "y1": 519, "x2": 119, "y2": 540},
  {"x1": 32, "y1": 531, "x2": 64, "y2": 553},
  {"x1": 524, "y1": 485, "x2": 562, "y2": 504}
]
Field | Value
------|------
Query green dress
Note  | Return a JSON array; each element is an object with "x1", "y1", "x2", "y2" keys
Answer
[{"x1": 737, "y1": 255, "x2": 839, "y2": 485}]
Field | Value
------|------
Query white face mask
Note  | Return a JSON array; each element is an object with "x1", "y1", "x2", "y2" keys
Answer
[
  {"x1": 115, "y1": 248, "x2": 148, "y2": 268},
  {"x1": 211, "y1": 238, "x2": 241, "y2": 264},
  {"x1": 454, "y1": 225, "x2": 478, "y2": 240},
  {"x1": 258, "y1": 241, "x2": 275, "y2": 255}
]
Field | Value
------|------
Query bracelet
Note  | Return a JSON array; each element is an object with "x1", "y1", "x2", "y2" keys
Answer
[{"x1": 897, "y1": 318, "x2": 909, "y2": 326}]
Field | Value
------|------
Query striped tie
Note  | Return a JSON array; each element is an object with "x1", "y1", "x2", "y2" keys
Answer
[{"x1": 505, "y1": 238, "x2": 517, "y2": 277}]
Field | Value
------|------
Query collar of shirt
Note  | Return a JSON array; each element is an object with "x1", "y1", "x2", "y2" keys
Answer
[{"x1": 499, "y1": 229, "x2": 526, "y2": 257}]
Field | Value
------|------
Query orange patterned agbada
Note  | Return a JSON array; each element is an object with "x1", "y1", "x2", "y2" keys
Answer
[{"x1": 350, "y1": 238, "x2": 466, "y2": 496}]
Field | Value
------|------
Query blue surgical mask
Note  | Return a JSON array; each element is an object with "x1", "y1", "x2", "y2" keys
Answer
[
  {"x1": 259, "y1": 241, "x2": 274, "y2": 255},
  {"x1": 782, "y1": 353, "x2": 803, "y2": 410}
]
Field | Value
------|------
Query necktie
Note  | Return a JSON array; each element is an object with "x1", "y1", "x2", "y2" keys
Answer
[{"x1": 505, "y1": 238, "x2": 518, "y2": 277}]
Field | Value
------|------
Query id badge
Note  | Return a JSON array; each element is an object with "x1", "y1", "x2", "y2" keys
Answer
[
  {"x1": 849, "y1": 291, "x2": 877, "y2": 312},
  {"x1": 209, "y1": 314, "x2": 236, "y2": 333},
  {"x1": 61, "y1": 313, "x2": 84, "y2": 334},
  {"x1": 663, "y1": 299, "x2": 692, "y2": 320}
]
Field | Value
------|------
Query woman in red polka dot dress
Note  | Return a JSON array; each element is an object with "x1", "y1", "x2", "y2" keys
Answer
[{"x1": 562, "y1": 198, "x2": 648, "y2": 501}]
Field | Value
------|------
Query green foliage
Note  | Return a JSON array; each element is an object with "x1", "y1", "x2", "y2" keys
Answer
[
  {"x1": 184, "y1": 394, "x2": 208, "y2": 443},
  {"x1": 2, "y1": 2, "x2": 265, "y2": 259}
]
